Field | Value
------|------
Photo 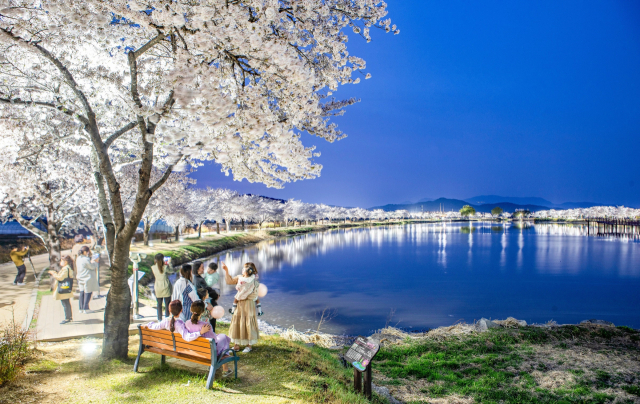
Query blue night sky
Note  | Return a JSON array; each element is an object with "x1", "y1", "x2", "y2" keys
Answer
[{"x1": 193, "y1": 0, "x2": 640, "y2": 208}]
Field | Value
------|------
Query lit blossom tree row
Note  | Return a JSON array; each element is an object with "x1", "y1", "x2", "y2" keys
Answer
[{"x1": 0, "y1": 0, "x2": 397, "y2": 358}]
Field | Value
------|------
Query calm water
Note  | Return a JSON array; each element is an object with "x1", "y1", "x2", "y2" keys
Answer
[{"x1": 204, "y1": 223, "x2": 640, "y2": 335}]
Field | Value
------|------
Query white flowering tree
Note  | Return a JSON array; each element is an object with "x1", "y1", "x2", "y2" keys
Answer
[
  {"x1": 0, "y1": 0, "x2": 395, "y2": 358},
  {"x1": 0, "y1": 141, "x2": 96, "y2": 274},
  {"x1": 283, "y1": 199, "x2": 305, "y2": 227},
  {"x1": 118, "y1": 165, "x2": 194, "y2": 245},
  {"x1": 252, "y1": 197, "x2": 280, "y2": 229},
  {"x1": 185, "y1": 187, "x2": 216, "y2": 238}
]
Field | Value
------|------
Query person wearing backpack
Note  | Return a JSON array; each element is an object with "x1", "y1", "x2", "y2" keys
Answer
[{"x1": 48, "y1": 256, "x2": 75, "y2": 324}]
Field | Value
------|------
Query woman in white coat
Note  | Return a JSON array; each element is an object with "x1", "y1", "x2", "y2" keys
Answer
[
  {"x1": 76, "y1": 246, "x2": 99, "y2": 313},
  {"x1": 171, "y1": 264, "x2": 201, "y2": 322}
]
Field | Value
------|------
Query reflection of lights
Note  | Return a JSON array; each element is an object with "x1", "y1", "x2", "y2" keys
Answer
[
  {"x1": 82, "y1": 342, "x2": 98, "y2": 355},
  {"x1": 148, "y1": 242, "x2": 154, "y2": 247},
  {"x1": 200, "y1": 222, "x2": 640, "y2": 288}
]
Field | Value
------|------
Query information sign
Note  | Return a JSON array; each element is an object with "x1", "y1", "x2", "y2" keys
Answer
[{"x1": 345, "y1": 336, "x2": 380, "y2": 372}]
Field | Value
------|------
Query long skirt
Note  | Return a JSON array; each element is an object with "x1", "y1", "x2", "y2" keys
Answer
[
  {"x1": 215, "y1": 334, "x2": 231, "y2": 356},
  {"x1": 229, "y1": 299, "x2": 259, "y2": 346}
]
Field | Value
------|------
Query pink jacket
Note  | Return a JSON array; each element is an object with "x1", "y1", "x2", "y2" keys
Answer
[{"x1": 145, "y1": 317, "x2": 202, "y2": 342}]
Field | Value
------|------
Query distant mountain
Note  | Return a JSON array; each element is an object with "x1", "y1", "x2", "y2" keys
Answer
[
  {"x1": 371, "y1": 198, "x2": 476, "y2": 213},
  {"x1": 474, "y1": 202, "x2": 550, "y2": 213},
  {"x1": 370, "y1": 197, "x2": 550, "y2": 213},
  {"x1": 555, "y1": 201, "x2": 603, "y2": 209},
  {"x1": 465, "y1": 195, "x2": 554, "y2": 207},
  {"x1": 465, "y1": 195, "x2": 607, "y2": 209}
]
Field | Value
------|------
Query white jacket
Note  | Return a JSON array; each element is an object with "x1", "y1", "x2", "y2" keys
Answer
[{"x1": 76, "y1": 255, "x2": 100, "y2": 293}]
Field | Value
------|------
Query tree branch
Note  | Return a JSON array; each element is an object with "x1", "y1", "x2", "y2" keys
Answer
[
  {"x1": 150, "y1": 156, "x2": 183, "y2": 194},
  {"x1": 104, "y1": 121, "x2": 137, "y2": 148},
  {"x1": 0, "y1": 95, "x2": 88, "y2": 124}
]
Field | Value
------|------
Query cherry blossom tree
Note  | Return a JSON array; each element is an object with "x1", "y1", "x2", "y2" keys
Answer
[
  {"x1": 0, "y1": 0, "x2": 396, "y2": 359},
  {"x1": 0, "y1": 141, "x2": 96, "y2": 274},
  {"x1": 283, "y1": 199, "x2": 306, "y2": 227}
]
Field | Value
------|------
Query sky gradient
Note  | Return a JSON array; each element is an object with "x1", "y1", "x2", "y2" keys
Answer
[{"x1": 193, "y1": 0, "x2": 640, "y2": 209}]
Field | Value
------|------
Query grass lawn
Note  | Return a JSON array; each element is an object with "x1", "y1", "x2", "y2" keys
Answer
[
  {"x1": 0, "y1": 322, "x2": 381, "y2": 404},
  {"x1": 373, "y1": 324, "x2": 640, "y2": 404}
]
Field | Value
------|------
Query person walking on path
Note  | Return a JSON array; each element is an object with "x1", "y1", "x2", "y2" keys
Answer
[
  {"x1": 222, "y1": 262, "x2": 259, "y2": 353},
  {"x1": 76, "y1": 246, "x2": 99, "y2": 313},
  {"x1": 171, "y1": 265, "x2": 201, "y2": 322},
  {"x1": 10, "y1": 246, "x2": 29, "y2": 286},
  {"x1": 151, "y1": 253, "x2": 174, "y2": 320},
  {"x1": 48, "y1": 256, "x2": 75, "y2": 324}
]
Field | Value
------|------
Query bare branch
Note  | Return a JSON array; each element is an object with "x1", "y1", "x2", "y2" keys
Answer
[
  {"x1": 104, "y1": 121, "x2": 137, "y2": 148},
  {"x1": 150, "y1": 156, "x2": 183, "y2": 194},
  {"x1": 0, "y1": 95, "x2": 88, "y2": 124}
]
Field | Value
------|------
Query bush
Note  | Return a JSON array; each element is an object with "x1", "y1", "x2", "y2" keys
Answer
[{"x1": 0, "y1": 319, "x2": 32, "y2": 385}]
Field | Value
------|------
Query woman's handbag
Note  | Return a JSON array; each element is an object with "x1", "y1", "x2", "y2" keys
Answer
[{"x1": 57, "y1": 268, "x2": 74, "y2": 294}]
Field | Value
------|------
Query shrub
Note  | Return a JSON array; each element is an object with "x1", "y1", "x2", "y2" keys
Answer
[{"x1": 0, "y1": 319, "x2": 32, "y2": 385}]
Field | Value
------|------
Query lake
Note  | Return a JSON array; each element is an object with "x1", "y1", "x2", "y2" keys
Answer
[{"x1": 204, "y1": 222, "x2": 640, "y2": 336}]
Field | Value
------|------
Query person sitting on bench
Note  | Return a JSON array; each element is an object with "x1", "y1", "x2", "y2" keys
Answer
[
  {"x1": 145, "y1": 300, "x2": 210, "y2": 341},
  {"x1": 185, "y1": 300, "x2": 234, "y2": 377}
]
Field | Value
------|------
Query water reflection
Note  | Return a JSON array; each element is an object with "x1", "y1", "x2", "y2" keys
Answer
[{"x1": 203, "y1": 223, "x2": 640, "y2": 334}]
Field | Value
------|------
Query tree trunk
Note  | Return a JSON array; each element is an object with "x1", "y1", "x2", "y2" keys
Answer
[
  {"x1": 225, "y1": 220, "x2": 230, "y2": 233},
  {"x1": 91, "y1": 151, "x2": 116, "y2": 263},
  {"x1": 45, "y1": 207, "x2": 62, "y2": 277},
  {"x1": 241, "y1": 218, "x2": 245, "y2": 231},
  {"x1": 143, "y1": 218, "x2": 151, "y2": 246},
  {"x1": 198, "y1": 221, "x2": 203, "y2": 238},
  {"x1": 175, "y1": 225, "x2": 180, "y2": 241},
  {"x1": 216, "y1": 222, "x2": 220, "y2": 234},
  {"x1": 101, "y1": 235, "x2": 132, "y2": 359}
]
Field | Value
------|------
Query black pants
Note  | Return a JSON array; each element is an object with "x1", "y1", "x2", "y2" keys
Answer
[
  {"x1": 61, "y1": 299, "x2": 72, "y2": 320},
  {"x1": 79, "y1": 291, "x2": 92, "y2": 311},
  {"x1": 14, "y1": 264, "x2": 26, "y2": 284},
  {"x1": 156, "y1": 297, "x2": 171, "y2": 320}
]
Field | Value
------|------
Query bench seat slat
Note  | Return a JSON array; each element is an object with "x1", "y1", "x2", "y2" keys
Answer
[
  {"x1": 142, "y1": 339, "x2": 175, "y2": 352},
  {"x1": 145, "y1": 347, "x2": 211, "y2": 367},
  {"x1": 142, "y1": 336, "x2": 211, "y2": 360},
  {"x1": 174, "y1": 335, "x2": 211, "y2": 349},
  {"x1": 141, "y1": 332, "x2": 174, "y2": 345}
]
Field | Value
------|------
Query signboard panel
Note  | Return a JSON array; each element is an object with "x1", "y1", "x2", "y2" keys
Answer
[{"x1": 345, "y1": 336, "x2": 380, "y2": 372}]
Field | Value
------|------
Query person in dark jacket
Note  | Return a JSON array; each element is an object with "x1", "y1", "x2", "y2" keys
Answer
[{"x1": 191, "y1": 261, "x2": 208, "y2": 291}]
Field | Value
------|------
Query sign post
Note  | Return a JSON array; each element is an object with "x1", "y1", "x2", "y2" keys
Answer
[
  {"x1": 129, "y1": 252, "x2": 146, "y2": 320},
  {"x1": 345, "y1": 336, "x2": 380, "y2": 400}
]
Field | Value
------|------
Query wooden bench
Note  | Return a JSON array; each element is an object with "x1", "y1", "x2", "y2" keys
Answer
[
  {"x1": 134, "y1": 325, "x2": 239, "y2": 388},
  {"x1": 160, "y1": 235, "x2": 173, "y2": 243}
]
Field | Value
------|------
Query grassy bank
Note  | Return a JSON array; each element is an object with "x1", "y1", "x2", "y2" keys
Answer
[
  {"x1": 128, "y1": 223, "x2": 397, "y2": 279},
  {"x1": 2, "y1": 322, "x2": 638, "y2": 403},
  {"x1": 373, "y1": 324, "x2": 640, "y2": 403},
  {"x1": 0, "y1": 322, "x2": 380, "y2": 404}
]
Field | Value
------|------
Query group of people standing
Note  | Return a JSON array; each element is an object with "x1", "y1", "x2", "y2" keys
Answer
[
  {"x1": 150, "y1": 256, "x2": 262, "y2": 353},
  {"x1": 44, "y1": 238, "x2": 263, "y2": 354},
  {"x1": 49, "y1": 241, "x2": 101, "y2": 324}
]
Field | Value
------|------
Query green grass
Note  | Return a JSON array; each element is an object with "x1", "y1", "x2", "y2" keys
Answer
[
  {"x1": 128, "y1": 234, "x2": 253, "y2": 277},
  {"x1": 18, "y1": 324, "x2": 384, "y2": 404},
  {"x1": 375, "y1": 325, "x2": 640, "y2": 404}
]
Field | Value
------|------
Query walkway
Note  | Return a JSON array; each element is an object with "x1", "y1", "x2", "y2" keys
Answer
[
  {"x1": 35, "y1": 287, "x2": 159, "y2": 342},
  {"x1": 0, "y1": 249, "x2": 68, "y2": 326}
]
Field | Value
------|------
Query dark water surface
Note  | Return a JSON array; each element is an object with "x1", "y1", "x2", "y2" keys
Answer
[{"x1": 204, "y1": 223, "x2": 640, "y2": 335}]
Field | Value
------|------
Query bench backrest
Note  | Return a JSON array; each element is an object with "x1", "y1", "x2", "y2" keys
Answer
[{"x1": 140, "y1": 326, "x2": 213, "y2": 361}]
